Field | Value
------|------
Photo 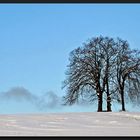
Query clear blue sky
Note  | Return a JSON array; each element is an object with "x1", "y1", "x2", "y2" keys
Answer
[{"x1": 0, "y1": 4, "x2": 140, "y2": 113}]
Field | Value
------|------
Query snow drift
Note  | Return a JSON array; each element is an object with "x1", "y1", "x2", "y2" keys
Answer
[{"x1": 0, "y1": 112, "x2": 140, "y2": 136}]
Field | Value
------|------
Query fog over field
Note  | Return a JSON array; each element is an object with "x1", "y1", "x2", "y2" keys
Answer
[
  {"x1": 0, "y1": 86, "x2": 139, "y2": 114},
  {"x1": 0, "y1": 86, "x2": 96, "y2": 114}
]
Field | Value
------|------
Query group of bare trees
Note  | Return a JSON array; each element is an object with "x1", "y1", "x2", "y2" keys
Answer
[{"x1": 62, "y1": 36, "x2": 140, "y2": 112}]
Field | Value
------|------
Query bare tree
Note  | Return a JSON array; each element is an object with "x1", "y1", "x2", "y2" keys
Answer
[
  {"x1": 114, "y1": 38, "x2": 140, "y2": 111},
  {"x1": 62, "y1": 36, "x2": 118, "y2": 112}
]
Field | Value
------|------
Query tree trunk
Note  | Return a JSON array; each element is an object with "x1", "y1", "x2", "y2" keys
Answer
[
  {"x1": 97, "y1": 93, "x2": 103, "y2": 112},
  {"x1": 107, "y1": 96, "x2": 112, "y2": 112},
  {"x1": 106, "y1": 55, "x2": 112, "y2": 112},
  {"x1": 120, "y1": 80, "x2": 126, "y2": 111},
  {"x1": 121, "y1": 90, "x2": 126, "y2": 111},
  {"x1": 106, "y1": 81, "x2": 112, "y2": 112}
]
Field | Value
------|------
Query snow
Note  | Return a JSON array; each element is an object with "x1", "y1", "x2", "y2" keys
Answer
[{"x1": 0, "y1": 112, "x2": 140, "y2": 136}]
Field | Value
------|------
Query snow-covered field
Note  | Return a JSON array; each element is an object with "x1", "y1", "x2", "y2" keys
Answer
[{"x1": 0, "y1": 112, "x2": 140, "y2": 136}]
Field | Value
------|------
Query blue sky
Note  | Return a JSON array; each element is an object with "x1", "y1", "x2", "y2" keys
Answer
[{"x1": 0, "y1": 4, "x2": 140, "y2": 113}]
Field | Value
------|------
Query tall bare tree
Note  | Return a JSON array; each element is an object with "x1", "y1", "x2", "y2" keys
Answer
[
  {"x1": 62, "y1": 36, "x2": 118, "y2": 112},
  {"x1": 114, "y1": 39, "x2": 140, "y2": 111}
]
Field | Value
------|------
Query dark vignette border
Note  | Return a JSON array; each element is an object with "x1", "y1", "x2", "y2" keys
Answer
[{"x1": 0, "y1": 0, "x2": 140, "y2": 3}]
